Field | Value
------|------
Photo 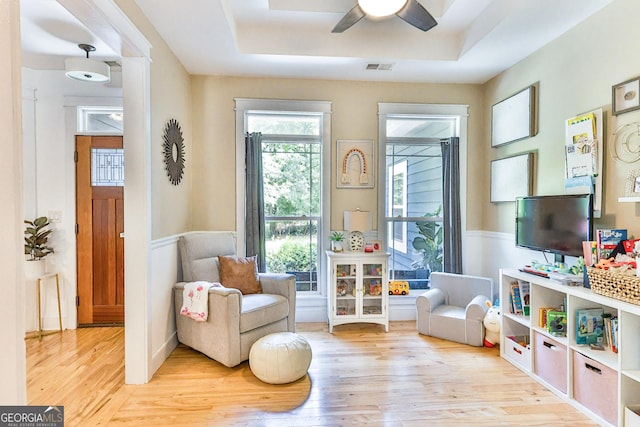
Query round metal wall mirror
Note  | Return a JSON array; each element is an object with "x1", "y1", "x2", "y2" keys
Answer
[{"x1": 162, "y1": 118, "x2": 185, "y2": 185}]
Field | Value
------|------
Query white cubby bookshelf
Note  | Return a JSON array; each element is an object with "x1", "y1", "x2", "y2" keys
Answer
[{"x1": 500, "y1": 268, "x2": 640, "y2": 426}]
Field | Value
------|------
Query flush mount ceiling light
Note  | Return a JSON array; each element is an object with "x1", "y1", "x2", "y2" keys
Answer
[
  {"x1": 65, "y1": 44, "x2": 111, "y2": 83},
  {"x1": 358, "y1": 0, "x2": 407, "y2": 17}
]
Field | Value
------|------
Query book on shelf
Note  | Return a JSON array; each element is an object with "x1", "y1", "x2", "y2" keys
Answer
[
  {"x1": 596, "y1": 228, "x2": 627, "y2": 260},
  {"x1": 582, "y1": 241, "x2": 597, "y2": 266},
  {"x1": 547, "y1": 311, "x2": 567, "y2": 337},
  {"x1": 611, "y1": 317, "x2": 619, "y2": 353},
  {"x1": 576, "y1": 308, "x2": 604, "y2": 345},
  {"x1": 603, "y1": 313, "x2": 612, "y2": 349},
  {"x1": 510, "y1": 281, "x2": 523, "y2": 315},
  {"x1": 518, "y1": 280, "x2": 530, "y2": 316},
  {"x1": 539, "y1": 307, "x2": 551, "y2": 328},
  {"x1": 603, "y1": 313, "x2": 619, "y2": 353}
]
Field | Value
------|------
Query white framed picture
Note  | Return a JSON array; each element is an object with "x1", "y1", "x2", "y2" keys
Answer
[
  {"x1": 491, "y1": 86, "x2": 537, "y2": 147},
  {"x1": 490, "y1": 153, "x2": 533, "y2": 202}
]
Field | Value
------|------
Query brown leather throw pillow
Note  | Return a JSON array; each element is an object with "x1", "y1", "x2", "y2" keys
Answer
[{"x1": 218, "y1": 255, "x2": 262, "y2": 295}]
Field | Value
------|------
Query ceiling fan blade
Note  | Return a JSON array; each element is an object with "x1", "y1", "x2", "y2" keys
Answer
[
  {"x1": 332, "y1": 4, "x2": 366, "y2": 33},
  {"x1": 396, "y1": 0, "x2": 438, "y2": 32}
]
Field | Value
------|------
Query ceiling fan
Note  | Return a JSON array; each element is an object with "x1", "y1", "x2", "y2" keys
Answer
[{"x1": 332, "y1": 0, "x2": 437, "y2": 33}]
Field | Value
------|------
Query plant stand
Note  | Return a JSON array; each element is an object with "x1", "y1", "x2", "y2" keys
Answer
[{"x1": 25, "y1": 272, "x2": 62, "y2": 341}]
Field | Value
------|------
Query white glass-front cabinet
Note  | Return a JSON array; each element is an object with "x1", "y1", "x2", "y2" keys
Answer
[{"x1": 326, "y1": 251, "x2": 389, "y2": 333}]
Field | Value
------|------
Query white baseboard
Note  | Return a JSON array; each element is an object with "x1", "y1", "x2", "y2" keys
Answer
[
  {"x1": 151, "y1": 331, "x2": 178, "y2": 376},
  {"x1": 296, "y1": 305, "x2": 328, "y2": 323}
]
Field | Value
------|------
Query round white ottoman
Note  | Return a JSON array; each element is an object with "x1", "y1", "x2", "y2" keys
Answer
[{"x1": 249, "y1": 332, "x2": 312, "y2": 384}]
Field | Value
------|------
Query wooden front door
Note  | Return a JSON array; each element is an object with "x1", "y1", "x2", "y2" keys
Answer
[{"x1": 76, "y1": 135, "x2": 124, "y2": 325}]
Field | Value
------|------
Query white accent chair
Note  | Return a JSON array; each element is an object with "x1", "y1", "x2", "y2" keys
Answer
[
  {"x1": 174, "y1": 232, "x2": 296, "y2": 367},
  {"x1": 416, "y1": 272, "x2": 493, "y2": 347}
]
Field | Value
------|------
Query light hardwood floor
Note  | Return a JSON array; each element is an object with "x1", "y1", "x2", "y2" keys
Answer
[{"x1": 26, "y1": 322, "x2": 597, "y2": 426}]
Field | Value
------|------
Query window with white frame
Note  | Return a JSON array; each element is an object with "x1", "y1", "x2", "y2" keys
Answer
[
  {"x1": 378, "y1": 104, "x2": 467, "y2": 291},
  {"x1": 77, "y1": 107, "x2": 123, "y2": 133},
  {"x1": 236, "y1": 99, "x2": 332, "y2": 295}
]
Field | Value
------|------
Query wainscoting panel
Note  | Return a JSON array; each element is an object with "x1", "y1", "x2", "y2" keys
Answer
[
  {"x1": 465, "y1": 230, "x2": 556, "y2": 301},
  {"x1": 150, "y1": 235, "x2": 180, "y2": 376}
]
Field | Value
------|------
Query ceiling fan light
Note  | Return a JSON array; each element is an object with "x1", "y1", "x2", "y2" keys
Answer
[
  {"x1": 358, "y1": 0, "x2": 407, "y2": 17},
  {"x1": 65, "y1": 57, "x2": 111, "y2": 83}
]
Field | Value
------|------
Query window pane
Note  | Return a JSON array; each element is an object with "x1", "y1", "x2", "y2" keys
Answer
[
  {"x1": 248, "y1": 113, "x2": 320, "y2": 136},
  {"x1": 79, "y1": 107, "x2": 124, "y2": 133},
  {"x1": 386, "y1": 117, "x2": 455, "y2": 138},
  {"x1": 265, "y1": 219, "x2": 318, "y2": 292},
  {"x1": 385, "y1": 128, "x2": 445, "y2": 290},
  {"x1": 388, "y1": 218, "x2": 443, "y2": 290},
  {"x1": 263, "y1": 142, "x2": 320, "y2": 216},
  {"x1": 249, "y1": 109, "x2": 324, "y2": 295}
]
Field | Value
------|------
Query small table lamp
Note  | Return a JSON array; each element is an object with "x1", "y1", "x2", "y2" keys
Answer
[{"x1": 344, "y1": 210, "x2": 372, "y2": 251}]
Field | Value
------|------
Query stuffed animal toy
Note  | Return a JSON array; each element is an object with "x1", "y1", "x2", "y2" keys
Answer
[{"x1": 483, "y1": 301, "x2": 501, "y2": 348}]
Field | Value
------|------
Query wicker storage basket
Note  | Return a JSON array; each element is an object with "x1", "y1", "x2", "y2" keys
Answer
[{"x1": 587, "y1": 267, "x2": 640, "y2": 305}]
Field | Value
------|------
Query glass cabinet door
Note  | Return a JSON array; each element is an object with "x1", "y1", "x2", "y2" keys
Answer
[
  {"x1": 335, "y1": 263, "x2": 356, "y2": 317},
  {"x1": 362, "y1": 263, "x2": 383, "y2": 316}
]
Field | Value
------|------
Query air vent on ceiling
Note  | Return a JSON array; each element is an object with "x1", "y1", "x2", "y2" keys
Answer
[{"x1": 366, "y1": 63, "x2": 394, "y2": 71}]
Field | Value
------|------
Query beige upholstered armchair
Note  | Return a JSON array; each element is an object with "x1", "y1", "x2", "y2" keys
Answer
[
  {"x1": 174, "y1": 232, "x2": 296, "y2": 367},
  {"x1": 416, "y1": 272, "x2": 493, "y2": 347}
]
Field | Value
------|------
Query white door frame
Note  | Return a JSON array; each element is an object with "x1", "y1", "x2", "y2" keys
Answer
[{"x1": 58, "y1": 0, "x2": 153, "y2": 385}]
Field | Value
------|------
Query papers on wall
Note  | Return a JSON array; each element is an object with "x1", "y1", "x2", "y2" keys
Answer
[
  {"x1": 564, "y1": 109, "x2": 603, "y2": 217},
  {"x1": 565, "y1": 113, "x2": 597, "y2": 178}
]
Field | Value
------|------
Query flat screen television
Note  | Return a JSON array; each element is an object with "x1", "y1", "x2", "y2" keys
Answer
[{"x1": 515, "y1": 194, "x2": 593, "y2": 259}]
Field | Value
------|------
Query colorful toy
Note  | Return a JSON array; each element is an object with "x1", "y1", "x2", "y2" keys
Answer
[
  {"x1": 369, "y1": 281, "x2": 382, "y2": 296},
  {"x1": 389, "y1": 281, "x2": 409, "y2": 295},
  {"x1": 483, "y1": 301, "x2": 501, "y2": 348},
  {"x1": 336, "y1": 280, "x2": 348, "y2": 297}
]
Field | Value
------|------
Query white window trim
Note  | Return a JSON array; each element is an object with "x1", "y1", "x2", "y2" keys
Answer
[
  {"x1": 77, "y1": 106, "x2": 124, "y2": 134},
  {"x1": 377, "y1": 102, "x2": 469, "y2": 273},
  {"x1": 388, "y1": 160, "x2": 408, "y2": 253},
  {"x1": 234, "y1": 98, "x2": 332, "y2": 299}
]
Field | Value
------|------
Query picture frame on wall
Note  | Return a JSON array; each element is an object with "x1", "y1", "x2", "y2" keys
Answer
[
  {"x1": 612, "y1": 77, "x2": 640, "y2": 115},
  {"x1": 491, "y1": 85, "x2": 537, "y2": 147},
  {"x1": 490, "y1": 153, "x2": 533, "y2": 202},
  {"x1": 625, "y1": 169, "x2": 640, "y2": 197},
  {"x1": 336, "y1": 140, "x2": 374, "y2": 189}
]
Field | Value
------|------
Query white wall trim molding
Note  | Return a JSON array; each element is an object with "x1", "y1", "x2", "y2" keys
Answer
[
  {"x1": 234, "y1": 98, "x2": 332, "y2": 113},
  {"x1": 378, "y1": 102, "x2": 470, "y2": 116},
  {"x1": 151, "y1": 234, "x2": 180, "y2": 250},
  {"x1": 58, "y1": 0, "x2": 151, "y2": 60},
  {"x1": 149, "y1": 234, "x2": 180, "y2": 377},
  {"x1": 1, "y1": 0, "x2": 27, "y2": 404},
  {"x1": 465, "y1": 229, "x2": 541, "y2": 290},
  {"x1": 151, "y1": 331, "x2": 178, "y2": 374},
  {"x1": 122, "y1": 55, "x2": 152, "y2": 384}
]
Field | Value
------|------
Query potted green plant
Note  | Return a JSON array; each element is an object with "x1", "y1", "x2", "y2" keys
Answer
[
  {"x1": 330, "y1": 231, "x2": 344, "y2": 252},
  {"x1": 411, "y1": 206, "x2": 443, "y2": 273},
  {"x1": 24, "y1": 216, "x2": 54, "y2": 261}
]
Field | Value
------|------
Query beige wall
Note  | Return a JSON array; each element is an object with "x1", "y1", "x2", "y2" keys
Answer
[
  {"x1": 190, "y1": 76, "x2": 484, "y2": 231},
  {"x1": 482, "y1": 0, "x2": 640, "y2": 237},
  {"x1": 115, "y1": 0, "x2": 192, "y2": 240}
]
